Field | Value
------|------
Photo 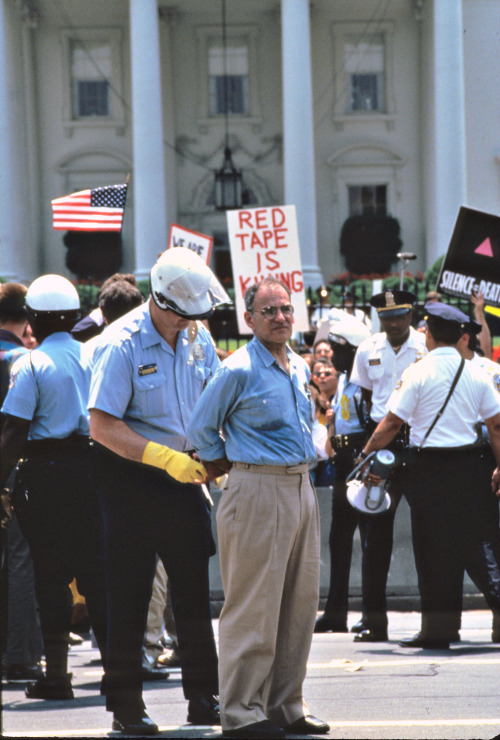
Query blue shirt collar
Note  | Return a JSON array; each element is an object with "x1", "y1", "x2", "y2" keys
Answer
[{"x1": 250, "y1": 335, "x2": 293, "y2": 368}]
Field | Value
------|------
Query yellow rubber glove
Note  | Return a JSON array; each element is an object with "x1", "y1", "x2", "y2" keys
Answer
[{"x1": 142, "y1": 441, "x2": 207, "y2": 483}]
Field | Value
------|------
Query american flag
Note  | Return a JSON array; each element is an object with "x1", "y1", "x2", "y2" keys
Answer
[{"x1": 51, "y1": 183, "x2": 128, "y2": 232}]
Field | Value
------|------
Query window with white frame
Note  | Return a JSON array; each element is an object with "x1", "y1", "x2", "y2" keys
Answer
[
  {"x1": 61, "y1": 29, "x2": 125, "y2": 134},
  {"x1": 208, "y1": 41, "x2": 249, "y2": 115},
  {"x1": 196, "y1": 25, "x2": 262, "y2": 127},
  {"x1": 331, "y1": 22, "x2": 395, "y2": 127},
  {"x1": 345, "y1": 36, "x2": 385, "y2": 113},
  {"x1": 71, "y1": 40, "x2": 111, "y2": 118}
]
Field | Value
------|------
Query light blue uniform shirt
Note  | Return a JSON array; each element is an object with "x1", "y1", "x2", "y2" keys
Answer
[
  {"x1": 88, "y1": 303, "x2": 219, "y2": 451},
  {"x1": 187, "y1": 336, "x2": 316, "y2": 466},
  {"x1": 332, "y1": 373, "x2": 365, "y2": 435},
  {"x1": 1, "y1": 332, "x2": 91, "y2": 440}
]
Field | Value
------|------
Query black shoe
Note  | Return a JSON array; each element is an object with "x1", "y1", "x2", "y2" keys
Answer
[
  {"x1": 141, "y1": 665, "x2": 170, "y2": 681},
  {"x1": 222, "y1": 720, "x2": 286, "y2": 739},
  {"x1": 187, "y1": 695, "x2": 221, "y2": 725},
  {"x1": 314, "y1": 615, "x2": 348, "y2": 633},
  {"x1": 354, "y1": 629, "x2": 388, "y2": 642},
  {"x1": 25, "y1": 674, "x2": 74, "y2": 700},
  {"x1": 6, "y1": 663, "x2": 43, "y2": 682},
  {"x1": 398, "y1": 632, "x2": 450, "y2": 649},
  {"x1": 112, "y1": 711, "x2": 159, "y2": 736},
  {"x1": 285, "y1": 714, "x2": 330, "y2": 735},
  {"x1": 350, "y1": 619, "x2": 366, "y2": 634}
]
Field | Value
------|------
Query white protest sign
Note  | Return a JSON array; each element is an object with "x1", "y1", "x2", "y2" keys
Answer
[
  {"x1": 226, "y1": 205, "x2": 309, "y2": 334},
  {"x1": 168, "y1": 223, "x2": 213, "y2": 264}
]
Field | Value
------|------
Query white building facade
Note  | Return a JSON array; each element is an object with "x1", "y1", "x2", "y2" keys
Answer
[{"x1": 1, "y1": 0, "x2": 499, "y2": 288}]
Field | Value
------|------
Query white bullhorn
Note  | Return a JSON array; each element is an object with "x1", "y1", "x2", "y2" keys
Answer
[{"x1": 346, "y1": 450, "x2": 396, "y2": 515}]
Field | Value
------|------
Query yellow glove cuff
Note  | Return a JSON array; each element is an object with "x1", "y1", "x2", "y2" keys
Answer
[{"x1": 142, "y1": 441, "x2": 207, "y2": 484}]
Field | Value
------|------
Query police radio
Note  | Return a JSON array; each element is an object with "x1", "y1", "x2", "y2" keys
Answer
[{"x1": 345, "y1": 450, "x2": 396, "y2": 515}]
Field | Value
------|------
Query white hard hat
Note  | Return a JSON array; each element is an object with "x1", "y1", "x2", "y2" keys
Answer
[
  {"x1": 150, "y1": 247, "x2": 231, "y2": 319},
  {"x1": 328, "y1": 315, "x2": 371, "y2": 348},
  {"x1": 26, "y1": 274, "x2": 80, "y2": 317}
]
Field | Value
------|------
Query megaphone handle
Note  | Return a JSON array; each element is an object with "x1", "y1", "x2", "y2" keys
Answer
[
  {"x1": 365, "y1": 483, "x2": 386, "y2": 510},
  {"x1": 345, "y1": 451, "x2": 376, "y2": 483}
]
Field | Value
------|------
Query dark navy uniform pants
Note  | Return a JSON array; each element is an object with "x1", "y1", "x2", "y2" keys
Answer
[
  {"x1": 358, "y1": 423, "x2": 407, "y2": 632},
  {"x1": 14, "y1": 441, "x2": 108, "y2": 677},
  {"x1": 94, "y1": 445, "x2": 218, "y2": 716},
  {"x1": 323, "y1": 447, "x2": 364, "y2": 626},
  {"x1": 407, "y1": 445, "x2": 500, "y2": 640}
]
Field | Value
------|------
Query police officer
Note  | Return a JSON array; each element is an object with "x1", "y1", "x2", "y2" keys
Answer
[
  {"x1": 315, "y1": 315, "x2": 371, "y2": 633},
  {"x1": 0, "y1": 283, "x2": 43, "y2": 682},
  {"x1": 360, "y1": 302, "x2": 500, "y2": 648},
  {"x1": 89, "y1": 248, "x2": 228, "y2": 736},
  {"x1": 349, "y1": 290, "x2": 426, "y2": 641},
  {"x1": 0, "y1": 275, "x2": 108, "y2": 699}
]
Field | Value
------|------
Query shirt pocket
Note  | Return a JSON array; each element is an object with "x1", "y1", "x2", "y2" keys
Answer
[
  {"x1": 192, "y1": 361, "x2": 213, "y2": 388},
  {"x1": 367, "y1": 360, "x2": 384, "y2": 380},
  {"x1": 132, "y1": 372, "x2": 167, "y2": 418},
  {"x1": 243, "y1": 394, "x2": 285, "y2": 431}
]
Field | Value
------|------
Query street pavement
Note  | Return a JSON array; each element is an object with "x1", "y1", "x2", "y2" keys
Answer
[{"x1": 2, "y1": 610, "x2": 500, "y2": 739}]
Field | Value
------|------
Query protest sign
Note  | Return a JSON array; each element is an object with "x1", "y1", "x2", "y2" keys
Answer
[
  {"x1": 226, "y1": 205, "x2": 309, "y2": 334},
  {"x1": 437, "y1": 206, "x2": 500, "y2": 306},
  {"x1": 168, "y1": 224, "x2": 213, "y2": 264}
]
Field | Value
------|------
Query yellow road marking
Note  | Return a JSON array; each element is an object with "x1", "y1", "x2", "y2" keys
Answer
[{"x1": 309, "y1": 657, "x2": 500, "y2": 668}]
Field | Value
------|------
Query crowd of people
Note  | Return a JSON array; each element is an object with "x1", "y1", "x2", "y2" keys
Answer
[{"x1": 1, "y1": 250, "x2": 500, "y2": 739}]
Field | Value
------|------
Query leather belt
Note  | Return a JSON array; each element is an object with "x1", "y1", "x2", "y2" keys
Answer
[
  {"x1": 232, "y1": 462, "x2": 309, "y2": 475},
  {"x1": 331, "y1": 432, "x2": 366, "y2": 450}
]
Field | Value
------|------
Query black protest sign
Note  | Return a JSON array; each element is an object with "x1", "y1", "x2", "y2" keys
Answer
[
  {"x1": 437, "y1": 207, "x2": 500, "y2": 306},
  {"x1": 437, "y1": 207, "x2": 500, "y2": 305}
]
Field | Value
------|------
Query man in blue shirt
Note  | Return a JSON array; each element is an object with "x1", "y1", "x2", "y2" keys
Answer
[
  {"x1": 188, "y1": 277, "x2": 329, "y2": 740},
  {"x1": 89, "y1": 248, "x2": 229, "y2": 736}
]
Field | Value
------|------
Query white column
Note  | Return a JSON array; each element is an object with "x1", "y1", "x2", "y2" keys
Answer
[
  {"x1": 0, "y1": 0, "x2": 20, "y2": 280},
  {"x1": 424, "y1": 0, "x2": 467, "y2": 265},
  {"x1": 281, "y1": 0, "x2": 323, "y2": 288},
  {"x1": 129, "y1": 0, "x2": 168, "y2": 280}
]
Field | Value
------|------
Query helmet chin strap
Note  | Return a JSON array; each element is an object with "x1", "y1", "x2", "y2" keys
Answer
[{"x1": 187, "y1": 321, "x2": 198, "y2": 365}]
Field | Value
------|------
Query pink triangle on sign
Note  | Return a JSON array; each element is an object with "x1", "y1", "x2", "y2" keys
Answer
[{"x1": 475, "y1": 238, "x2": 494, "y2": 257}]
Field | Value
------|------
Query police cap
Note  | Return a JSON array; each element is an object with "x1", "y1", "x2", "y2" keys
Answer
[
  {"x1": 423, "y1": 301, "x2": 481, "y2": 334},
  {"x1": 370, "y1": 289, "x2": 417, "y2": 318}
]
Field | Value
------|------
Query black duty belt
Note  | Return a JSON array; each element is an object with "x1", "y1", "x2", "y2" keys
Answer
[
  {"x1": 412, "y1": 444, "x2": 482, "y2": 456},
  {"x1": 331, "y1": 432, "x2": 366, "y2": 450},
  {"x1": 24, "y1": 434, "x2": 91, "y2": 457}
]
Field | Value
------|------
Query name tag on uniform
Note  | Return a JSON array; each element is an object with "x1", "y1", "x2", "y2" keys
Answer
[
  {"x1": 138, "y1": 363, "x2": 157, "y2": 376},
  {"x1": 369, "y1": 358, "x2": 381, "y2": 366}
]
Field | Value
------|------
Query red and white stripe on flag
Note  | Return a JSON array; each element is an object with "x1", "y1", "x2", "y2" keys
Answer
[{"x1": 51, "y1": 183, "x2": 127, "y2": 232}]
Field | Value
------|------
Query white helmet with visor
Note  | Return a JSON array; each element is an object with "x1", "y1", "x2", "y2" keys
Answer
[{"x1": 150, "y1": 247, "x2": 231, "y2": 319}]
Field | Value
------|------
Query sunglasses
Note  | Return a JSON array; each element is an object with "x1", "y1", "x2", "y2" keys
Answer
[
  {"x1": 251, "y1": 304, "x2": 294, "y2": 320},
  {"x1": 317, "y1": 371, "x2": 334, "y2": 378}
]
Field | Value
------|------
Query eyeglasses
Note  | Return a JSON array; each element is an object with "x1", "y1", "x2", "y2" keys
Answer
[
  {"x1": 251, "y1": 304, "x2": 294, "y2": 320},
  {"x1": 318, "y1": 371, "x2": 334, "y2": 378}
]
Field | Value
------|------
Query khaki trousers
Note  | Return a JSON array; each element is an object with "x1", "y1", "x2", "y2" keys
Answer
[{"x1": 217, "y1": 463, "x2": 320, "y2": 731}]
